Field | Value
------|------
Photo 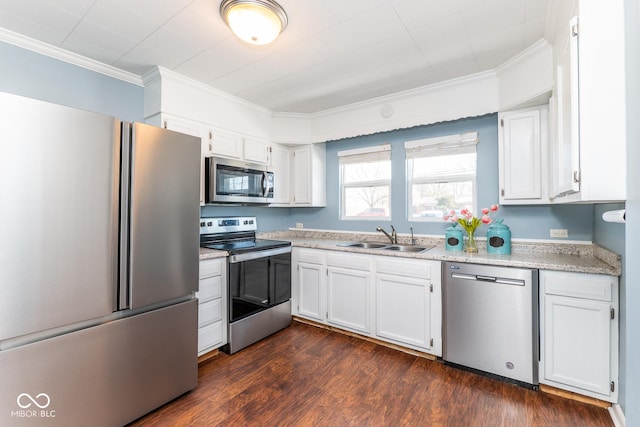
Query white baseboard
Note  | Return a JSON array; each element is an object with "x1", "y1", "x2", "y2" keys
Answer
[{"x1": 609, "y1": 403, "x2": 625, "y2": 427}]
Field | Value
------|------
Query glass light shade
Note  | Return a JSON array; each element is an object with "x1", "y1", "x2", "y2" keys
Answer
[{"x1": 221, "y1": 1, "x2": 287, "y2": 45}]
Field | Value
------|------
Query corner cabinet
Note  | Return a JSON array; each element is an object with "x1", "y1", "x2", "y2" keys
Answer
[
  {"x1": 550, "y1": 2, "x2": 626, "y2": 202},
  {"x1": 498, "y1": 105, "x2": 550, "y2": 204},
  {"x1": 291, "y1": 248, "x2": 442, "y2": 356},
  {"x1": 197, "y1": 257, "x2": 228, "y2": 356},
  {"x1": 539, "y1": 270, "x2": 619, "y2": 402}
]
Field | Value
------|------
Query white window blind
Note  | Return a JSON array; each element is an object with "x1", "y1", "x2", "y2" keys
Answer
[
  {"x1": 338, "y1": 144, "x2": 391, "y2": 164},
  {"x1": 405, "y1": 132, "x2": 478, "y2": 159}
]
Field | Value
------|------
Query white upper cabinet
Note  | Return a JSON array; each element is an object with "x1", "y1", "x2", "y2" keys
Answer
[
  {"x1": 291, "y1": 144, "x2": 326, "y2": 207},
  {"x1": 243, "y1": 138, "x2": 270, "y2": 164},
  {"x1": 203, "y1": 128, "x2": 243, "y2": 160},
  {"x1": 550, "y1": 2, "x2": 626, "y2": 202},
  {"x1": 498, "y1": 105, "x2": 550, "y2": 204},
  {"x1": 268, "y1": 144, "x2": 291, "y2": 206}
]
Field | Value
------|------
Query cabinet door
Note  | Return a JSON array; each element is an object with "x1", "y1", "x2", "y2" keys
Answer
[
  {"x1": 376, "y1": 273, "x2": 430, "y2": 349},
  {"x1": 327, "y1": 266, "x2": 371, "y2": 334},
  {"x1": 208, "y1": 129, "x2": 242, "y2": 159},
  {"x1": 543, "y1": 294, "x2": 612, "y2": 396},
  {"x1": 297, "y1": 261, "x2": 324, "y2": 321},
  {"x1": 551, "y1": 17, "x2": 580, "y2": 198},
  {"x1": 292, "y1": 146, "x2": 312, "y2": 205},
  {"x1": 269, "y1": 144, "x2": 291, "y2": 205},
  {"x1": 244, "y1": 138, "x2": 269, "y2": 164},
  {"x1": 499, "y1": 108, "x2": 544, "y2": 202}
]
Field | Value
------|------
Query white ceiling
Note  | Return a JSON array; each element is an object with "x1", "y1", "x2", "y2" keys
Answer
[{"x1": 0, "y1": 0, "x2": 551, "y2": 114}]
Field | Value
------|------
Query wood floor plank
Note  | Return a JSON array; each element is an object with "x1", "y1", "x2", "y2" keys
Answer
[{"x1": 129, "y1": 322, "x2": 613, "y2": 427}]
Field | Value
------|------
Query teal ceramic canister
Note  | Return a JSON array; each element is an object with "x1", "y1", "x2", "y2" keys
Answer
[
  {"x1": 445, "y1": 223, "x2": 464, "y2": 251},
  {"x1": 486, "y1": 218, "x2": 511, "y2": 255}
]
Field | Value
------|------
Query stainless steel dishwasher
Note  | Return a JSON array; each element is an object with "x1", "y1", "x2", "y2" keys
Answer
[{"x1": 443, "y1": 262, "x2": 539, "y2": 387}]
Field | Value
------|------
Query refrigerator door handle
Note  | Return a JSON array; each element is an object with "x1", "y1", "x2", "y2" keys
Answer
[{"x1": 118, "y1": 121, "x2": 132, "y2": 311}]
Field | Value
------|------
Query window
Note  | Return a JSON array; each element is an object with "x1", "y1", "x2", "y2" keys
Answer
[
  {"x1": 339, "y1": 144, "x2": 391, "y2": 220},
  {"x1": 405, "y1": 132, "x2": 478, "y2": 221}
]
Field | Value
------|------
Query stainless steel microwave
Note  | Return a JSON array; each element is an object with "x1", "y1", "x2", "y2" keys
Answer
[{"x1": 204, "y1": 157, "x2": 274, "y2": 204}]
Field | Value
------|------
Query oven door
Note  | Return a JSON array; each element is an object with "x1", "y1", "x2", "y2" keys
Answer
[
  {"x1": 205, "y1": 157, "x2": 273, "y2": 204},
  {"x1": 228, "y1": 246, "x2": 291, "y2": 323}
]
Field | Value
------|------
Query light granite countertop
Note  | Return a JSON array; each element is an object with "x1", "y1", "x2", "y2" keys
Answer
[
  {"x1": 256, "y1": 229, "x2": 621, "y2": 276},
  {"x1": 199, "y1": 247, "x2": 228, "y2": 260}
]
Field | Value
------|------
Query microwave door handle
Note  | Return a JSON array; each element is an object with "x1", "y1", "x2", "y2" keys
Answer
[{"x1": 262, "y1": 172, "x2": 268, "y2": 197}]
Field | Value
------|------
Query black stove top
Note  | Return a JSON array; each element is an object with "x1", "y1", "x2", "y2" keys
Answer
[
  {"x1": 199, "y1": 216, "x2": 290, "y2": 255},
  {"x1": 201, "y1": 238, "x2": 290, "y2": 254}
]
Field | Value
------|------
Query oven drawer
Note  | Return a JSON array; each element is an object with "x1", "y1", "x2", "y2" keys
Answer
[
  {"x1": 198, "y1": 299, "x2": 222, "y2": 327},
  {"x1": 197, "y1": 275, "x2": 222, "y2": 302}
]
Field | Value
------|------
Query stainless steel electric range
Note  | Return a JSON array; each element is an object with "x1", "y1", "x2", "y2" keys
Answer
[{"x1": 200, "y1": 217, "x2": 292, "y2": 354}]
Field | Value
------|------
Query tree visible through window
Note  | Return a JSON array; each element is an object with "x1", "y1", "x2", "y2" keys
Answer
[{"x1": 339, "y1": 145, "x2": 391, "y2": 220}]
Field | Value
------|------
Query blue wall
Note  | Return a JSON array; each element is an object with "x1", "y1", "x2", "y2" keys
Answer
[
  {"x1": 290, "y1": 114, "x2": 595, "y2": 240},
  {"x1": 0, "y1": 41, "x2": 143, "y2": 121},
  {"x1": 594, "y1": 203, "x2": 626, "y2": 412}
]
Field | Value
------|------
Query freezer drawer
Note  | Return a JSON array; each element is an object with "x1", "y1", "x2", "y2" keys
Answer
[
  {"x1": 0, "y1": 300, "x2": 198, "y2": 427},
  {"x1": 443, "y1": 262, "x2": 539, "y2": 386}
]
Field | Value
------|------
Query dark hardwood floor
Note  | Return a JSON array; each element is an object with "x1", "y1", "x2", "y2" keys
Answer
[{"x1": 129, "y1": 322, "x2": 613, "y2": 426}]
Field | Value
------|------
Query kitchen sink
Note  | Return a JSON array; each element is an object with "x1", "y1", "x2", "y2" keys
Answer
[
  {"x1": 337, "y1": 242, "x2": 432, "y2": 253},
  {"x1": 338, "y1": 241, "x2": 388, "y2": 249},
  {"x1": 383, "y1": 245, "x2": 432, "y2": 253}
]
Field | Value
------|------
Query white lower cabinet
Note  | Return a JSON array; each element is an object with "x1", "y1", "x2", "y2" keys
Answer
[
  {"x1": 539, "y1": 270, "x2": 618, "y2": 402},
  {"x1": 326, "y1": 252, "x2": 372, "y2": 334},
  {"x1": 375, "y1": 257, "x2": 441, "y2": 354},
  {"x1": 294, "y1": 249, "x2": 325, "y2": 321},
  {"x1": 197, "y1": 257, "x2": 228, "y2": 356},
  {"x1": 291, "y1": 247, "x2": 441, "y2": 356}
]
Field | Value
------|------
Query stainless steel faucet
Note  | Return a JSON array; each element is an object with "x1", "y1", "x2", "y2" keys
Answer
[{"x1": 376, "y1": 225, "x2": 397, "y2": 244}]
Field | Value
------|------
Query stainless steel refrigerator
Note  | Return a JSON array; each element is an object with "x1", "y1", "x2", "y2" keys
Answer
[{"x1": 0, "y1": 92, "x2": 201, "y2": 426}]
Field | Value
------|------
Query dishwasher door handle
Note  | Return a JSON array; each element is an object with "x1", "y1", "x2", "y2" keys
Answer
[
  {"x1": 451, "y1": 273, "x2": 496, "y2": 281},
  {"x1": 450, "y1": 273, "x2": 524, "y2": 286}
]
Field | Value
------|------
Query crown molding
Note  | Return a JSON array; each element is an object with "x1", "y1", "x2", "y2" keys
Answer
[
  {"x1": 0, "y1": 27, "x2": 143, "y2": 86},
  {"x1": 305, "y1": 70, "x2": 497, "y2": 120},
  {"x1": 495, "y1": 38, "x2": 552, "y2": 75},
  {"x1": 147, "y1": 66, "x2": 273, "y2": 115}
]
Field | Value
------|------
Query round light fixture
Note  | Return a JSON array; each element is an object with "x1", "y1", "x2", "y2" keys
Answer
[{"x1": 220, "y1": 0, "x2": 288, "y2": 46}]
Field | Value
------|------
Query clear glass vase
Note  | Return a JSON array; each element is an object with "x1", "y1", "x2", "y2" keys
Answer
[{"x1": 464, "y1": 229, "x2": 478, "y2": 253}]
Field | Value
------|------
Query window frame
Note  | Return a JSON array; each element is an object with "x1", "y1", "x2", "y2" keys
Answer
[
  {"x1": 405, "y1": 132, "x2": 478, "y2": 222},
  {"x1": 338, "y1": 144, "x2": 392, "y2": 221}
]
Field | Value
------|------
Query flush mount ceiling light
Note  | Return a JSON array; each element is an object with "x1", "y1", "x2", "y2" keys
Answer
[{"x1": 220, "y1": 0, "x2": 288, "y2": 46}]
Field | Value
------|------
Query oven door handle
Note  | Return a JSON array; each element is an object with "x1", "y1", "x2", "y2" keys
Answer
[{"x1": 229, "y1": 246, "x2": 292, "y2": 263}]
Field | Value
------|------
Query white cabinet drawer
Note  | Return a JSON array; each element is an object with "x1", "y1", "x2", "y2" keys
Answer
[
  {"x1": 326, "y1": 252, "x2": 370, "y2": 271},
  {"x1": 541, "y1": 270, "x2": 614, "y2": 302},
  {"x1": 375, "y1": 257, "x2": 432, "y2": 279},
  {"x1": 198, "y1": 320, "x2": 222, "y2": 354},
  {"x1": 197, "y1": 275, "x2": 222, "y2": 302},
  {"x1": 296, "y1": 248, "x2": 325, "y2": 264},
  {"x1": 198, "y1": 299, "x2": 222, "y2": 327},
  {"x1": 199, "y1": 258, "x2": 223, "y2": 279}
]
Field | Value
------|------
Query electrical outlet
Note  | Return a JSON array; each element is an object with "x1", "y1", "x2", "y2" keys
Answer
[
  {"x1": 550, "y1": 229, "x2": 569, "y2": 238},
  {"x1": 296, "y1": 223, "x2": 303, "y2": 229}
]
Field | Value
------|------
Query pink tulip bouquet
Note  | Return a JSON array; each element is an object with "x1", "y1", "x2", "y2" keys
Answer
[{"x1": 443, "y1": 205, "x2": 499, "y2": 252}]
